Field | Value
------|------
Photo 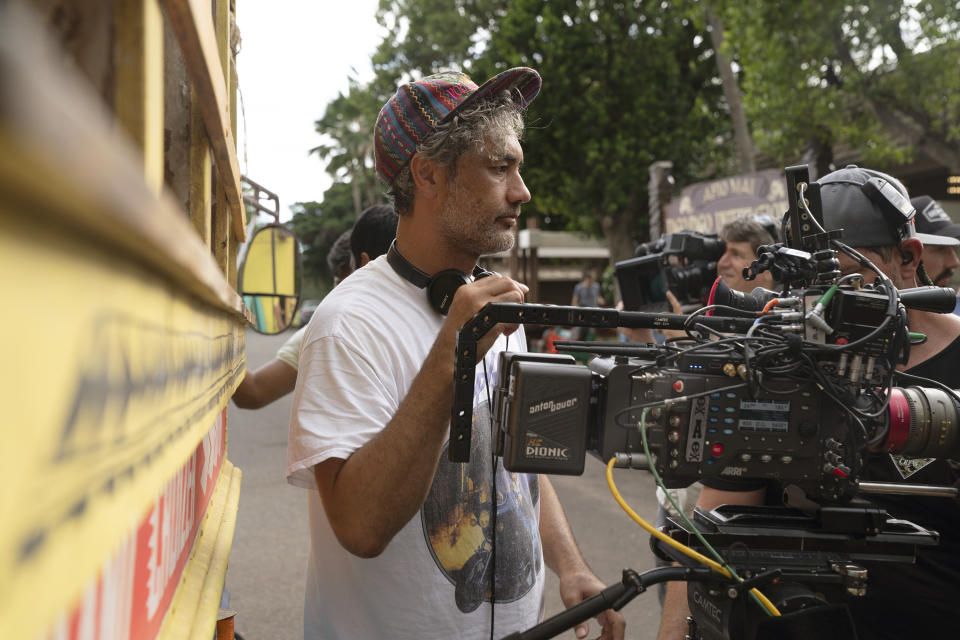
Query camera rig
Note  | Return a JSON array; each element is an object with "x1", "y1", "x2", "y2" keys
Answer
[
  {"x1": 449, "y1": 166, "x2": 960, "y2": 639},
  {"x1": 615, "y1": 230, "x2": 725, "y2": 311}
]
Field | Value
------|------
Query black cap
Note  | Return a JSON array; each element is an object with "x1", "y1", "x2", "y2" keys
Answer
[
  {"x1": 817, "y1": 165, "x2": 956, "y2": 247},
  {"x1": 911, "y1": 195, "x2": 960, "y2": 245}
]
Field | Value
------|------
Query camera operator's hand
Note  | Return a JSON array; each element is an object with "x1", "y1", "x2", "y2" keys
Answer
[
  {"x1": 665, "y1": 290, "x2": 683, "y2": 315},
  {"x1": 441, "y1": 273, "x2": 528, "y2": 361},
  {"x1": 616, "y1": 300, "x2": 655, "y2": 343},
  {"x1": 541, "y1": 478, "x2": 626, "y2": 640},
  {"x1": 559, "y1": 570, "x2": 626, "y2": 640},
  {"x1": 660, "y1": 291, "x2": 688, "y2": 341}
]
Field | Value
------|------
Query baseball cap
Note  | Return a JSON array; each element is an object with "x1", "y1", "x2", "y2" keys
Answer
[
  {"x1": 817, "y1": 165, "x2": 956, "y2": 247},
  {"x1": 911, "y1": 195, "x2": 960, "y2": 245},
  {"x1": 373, "y1": 67, "x2": 542, "y2": 184}
]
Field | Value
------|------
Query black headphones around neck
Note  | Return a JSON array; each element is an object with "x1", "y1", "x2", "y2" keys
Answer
[{"x1": 387, "y1": 240, "x2": 493, "y2": 315}]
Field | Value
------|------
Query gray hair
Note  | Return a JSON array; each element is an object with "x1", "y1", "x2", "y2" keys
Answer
[
  {"x1": 720, "y1": 217, "x2": 775, "y2": 252},
  {"x1": 387, "y1": 92, "x2": 525, "y2": 215}
]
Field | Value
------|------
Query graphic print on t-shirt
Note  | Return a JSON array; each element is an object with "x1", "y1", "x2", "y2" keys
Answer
[{"x1": 421, "y1": 393, "x2": 541, "y2": 613}]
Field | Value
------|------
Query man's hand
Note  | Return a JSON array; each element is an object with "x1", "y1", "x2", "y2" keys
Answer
[
  {"x1": 540, "y1": 475, "x2": 627, "y2": 639},
  {"x1": 661, "y1": 291, "x2": 687, "y2": 341},
  {"x1": 615, "y1": 300, "x2": 655, "y2": 343},
  {"x1": 665, "y1": 290, "x2": 683, "y2": 314},
  {"x1": 312, "y1": 273, "x2": 528, "y2": 558},
  {"x1": 443, "y1": 273, "x2": 528, "y2": 359},
  {"x1": 559, "y1": 571, "x2": 626, "y2": 640}
]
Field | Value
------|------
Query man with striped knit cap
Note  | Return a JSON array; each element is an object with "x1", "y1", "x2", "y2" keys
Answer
[{"x1": 287, "y1": 67, "x2": 625, "y2": 640}]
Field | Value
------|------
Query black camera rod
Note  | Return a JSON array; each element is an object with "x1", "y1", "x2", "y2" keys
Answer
[
  {"x1": 449, "y1": 303, "x2": 756, "y2": 463},
  {"x1": 499, "y1": 566, "x2": 715, "y2": 640}
]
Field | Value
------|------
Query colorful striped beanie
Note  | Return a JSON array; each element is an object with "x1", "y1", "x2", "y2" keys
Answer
[{"x1": 374, "y1": 67, "x2": 542, "y2": 184}]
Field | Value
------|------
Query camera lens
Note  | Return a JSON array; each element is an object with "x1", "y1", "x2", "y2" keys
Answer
[
  {"x1": 885, "y1": 387, "x2": 960, "y2": 459},
  {"x1": 699, "y1": 236, "x2": 726, "y2": 261},
  {"x1": 668, "y1": 262, "x2": 716, "y2": 306}
]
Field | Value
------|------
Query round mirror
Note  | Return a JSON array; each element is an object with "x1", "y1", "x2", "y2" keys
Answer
[{"x1": 238, "y1": 224, "x2": 302, "y2": 334}]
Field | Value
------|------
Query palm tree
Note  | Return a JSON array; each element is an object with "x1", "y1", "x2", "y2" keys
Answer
[{"x1": 310, "y1": 79, "x2": 382, "y2": 217}]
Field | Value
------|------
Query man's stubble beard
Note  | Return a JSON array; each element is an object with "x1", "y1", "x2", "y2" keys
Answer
[
  {"x1": 436, "y1": 183, "x2": 517, "y2": 256},
  {"x1": 934, "y1": 270, "x2": 954, "y2": 287}
]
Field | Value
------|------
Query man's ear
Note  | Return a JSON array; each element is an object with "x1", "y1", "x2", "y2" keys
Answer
[
  {"x1": 409, "y1": 153, "x2": 445, "y2": 200},
  {"x1": 899, "y1": 237, "x2": 923, "y2": 283},
  {"x1": 360, "y1": 251, "x2": 371, "y2": 266}
]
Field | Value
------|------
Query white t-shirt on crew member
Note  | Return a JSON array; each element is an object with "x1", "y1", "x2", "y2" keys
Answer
[
  {"x1": 286, "y1": 256, "x2": 544, "y2": 640},
  {"x1": 275, "y1": 326, "x2": 305, "y2": 369}
]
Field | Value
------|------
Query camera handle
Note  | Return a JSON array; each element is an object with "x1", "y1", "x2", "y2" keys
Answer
[{"x1": 499, "y1": 566, "x2": 716, "y2": 640}]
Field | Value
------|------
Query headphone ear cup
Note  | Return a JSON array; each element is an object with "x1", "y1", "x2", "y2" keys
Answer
[
  {"x1": 473, "y1": 266, "x2": 495, "y2": 280},
  {"x1": 427, "y1": 269, "x2": 472, "y2": 315}
]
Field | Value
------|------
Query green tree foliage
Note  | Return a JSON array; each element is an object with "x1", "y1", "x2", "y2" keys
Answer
[
  {"x1": 310, "y1": 78, "x2": 386, "y2": 217},
  {"x1": 368, "y1": 1, "x2": 734, "y2": 262},
  {"x1": 473, "y1": 0, "x2": 730, "y2": 261},
  {"x1": 310, "y1": 0, "x2": 960, "y2": 269},
  {"x1": 718, "y1": 0, "x2": 960, "y2": 176},
  {"x1": 373, "y1": 0, "x2": 507, "y2": 80},
  {"x1": 288, "y1": 184, "x2": 356, "y2": 294},
  {"x1": 306, "y1": 80, "x2": 391, "y2": 294}
]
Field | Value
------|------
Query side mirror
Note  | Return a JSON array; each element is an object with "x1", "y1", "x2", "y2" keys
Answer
[{"x1": 238, "y1": 224, "x2": 302, "y2": 334}]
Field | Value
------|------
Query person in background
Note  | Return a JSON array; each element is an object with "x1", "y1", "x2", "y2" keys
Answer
[
  {"x1": 232, "y1": 205, "x2": 399, "y2": 409},
  {"x1": 541, "y1": 326, "x2": 575, "y2": 354},
  {"x1": 658, "y1": 166, "x2": 960, "y2": 640},
  {"x1": 287, "y1": 67, "x2": 624, "y2": 640},
  {"x1": 349, "y1": 204, "x2": 397, "y2": 269},
  {"x1": 910, "y1": 195, "x2": 960, "y2": 288},
  {"x1": 571, "y1": 269, "x2": 605, "y2": 308},
  {"x1": 714, "y1": 216, "x2": 776, "y2": 294},
  {"x1": 572, "y1": 269, "x2": 605, "y2": 340},
  {"x1": 621, "y1": 217, "x2": 777, "y2": 341},
  {"x1": 541, "y1": 326, "x2": 561, "y2": 353},
  {"x1": 327, "y1": 230, "x2": 354, "y2": 287}
]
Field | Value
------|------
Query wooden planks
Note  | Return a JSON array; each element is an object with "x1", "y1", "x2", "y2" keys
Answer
[
  {"x1": 164, "y1": 0, "x2": 247, "y2": 242},
  {"x1": 0, "y1": 2, "x2": 245, "y2": 317},
  {"x1": 115, "y1": 0, "x2": 166, "y2": 194}
]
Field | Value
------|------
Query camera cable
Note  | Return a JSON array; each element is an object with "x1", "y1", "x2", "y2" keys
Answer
[
  {"x1": 481, "y1": 350, "x2": 498, "y2": 640},
  {"x1": 637, "y1": 407, "x2": 781, "y2": 617},
  {"x1": 602, "y1": 408, "x2": 780, "y2": 618},
  {"x1": 610, "y1": 382, "x2": 748, "y2": 429},
  {"x1": 797, "y1": 182, "x2": 829, "y2": 235},
  {"x1": 682, "y1": 304, "x2": 759, "y2": 335}
]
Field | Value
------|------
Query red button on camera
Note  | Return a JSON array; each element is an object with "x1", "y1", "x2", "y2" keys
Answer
[
  {"x1": 673, "y1": 380, "x2": 684, "y2": 393},
  {"x1": 711, "y1": 443, "x2": 724, "y2": 456}
]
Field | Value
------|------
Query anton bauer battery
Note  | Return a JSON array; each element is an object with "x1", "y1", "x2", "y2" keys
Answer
[{"x1": 493, "y1": 352, "x2": 592, "y2": 475}]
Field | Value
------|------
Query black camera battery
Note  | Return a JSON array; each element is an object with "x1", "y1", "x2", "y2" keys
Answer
[{"x1": 500, "y1": 359, "x2": 592, "y2": 475}]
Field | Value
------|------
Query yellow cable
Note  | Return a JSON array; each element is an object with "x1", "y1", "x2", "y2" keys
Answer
[{"x1": 605, "y1": 458, "x2": 781, "y2": 617}]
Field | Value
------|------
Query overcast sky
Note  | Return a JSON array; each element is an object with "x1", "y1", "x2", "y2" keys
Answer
[{"x1": 236, "y1": 1, "x2": 384, "y2": 221}]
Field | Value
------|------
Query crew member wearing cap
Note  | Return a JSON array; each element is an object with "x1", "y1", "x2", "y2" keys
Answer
[
  {"x1": 659, "y1": 166, "x2": 960, "y2": 640},
  {"x1": 287, "y1": 69, "x2": 625, "y2": 640},
  {"x1": 911, "y1": 195, "x2": 960, "y2": 288}
]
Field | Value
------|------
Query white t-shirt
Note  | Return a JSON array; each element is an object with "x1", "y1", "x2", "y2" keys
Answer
[
  {"x1": 287, "y1": 256, "x2": 544, "y2": 640},
  {"x1": 276, "y1": 326, "x2": 305, "y2": 369}
]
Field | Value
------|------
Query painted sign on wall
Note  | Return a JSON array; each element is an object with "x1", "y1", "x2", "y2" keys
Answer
[{"x1": 663, "y1": 169, "x2": 789, "y2": 234}]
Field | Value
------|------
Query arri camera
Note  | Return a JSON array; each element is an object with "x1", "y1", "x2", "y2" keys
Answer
[
  {"x1": 615, "y1": 230, "x2": 725, "y2": 312},
  {"x1": 448, "y1": 165, "x2": 960, "y2": 640}
]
